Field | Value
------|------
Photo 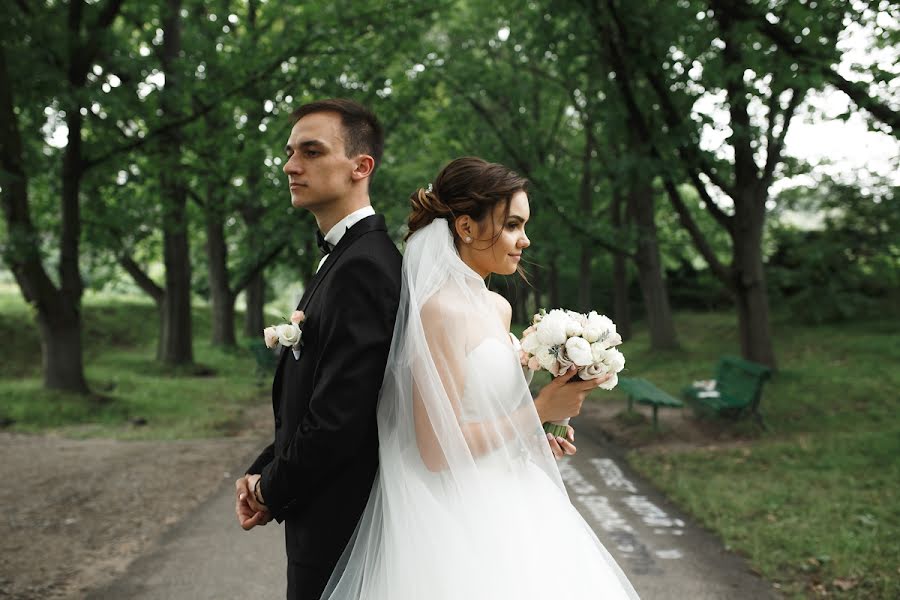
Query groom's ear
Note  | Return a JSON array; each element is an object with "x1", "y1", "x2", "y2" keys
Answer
[{"x1": 350, "y1": 155, "x2": 375, "y2": 181}]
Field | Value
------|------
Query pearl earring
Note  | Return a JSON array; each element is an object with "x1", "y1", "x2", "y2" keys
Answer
[{"x1": 465, "y1": 236, "x2": 473, "y2": 243}]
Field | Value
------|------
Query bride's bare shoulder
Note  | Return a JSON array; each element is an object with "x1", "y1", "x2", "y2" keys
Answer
[
  {"x1": 420, "y1": 290, "x2": 465, "y2": 322},
  {"x1": 487, "y1": 291, "x2": 512, "y2": 331},
  {"x1": 421, "y1": 289, "x2": 511, "y2": 331}
]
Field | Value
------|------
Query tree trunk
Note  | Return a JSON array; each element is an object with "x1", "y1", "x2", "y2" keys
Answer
[
  {"x1": 55, "y1": 107, "x2": 91, "y2": 390},
  {"x1": 157, "y1": 0, "x2": 193, "y2": 365},
  {"x1": 206, "y1": 183, "x2": 236, "y2": 347},
  {"x1": 732, "y1": 191, "x2": 777, "y2": 367},
  {"x1": 609, "y1": 191, "x2": 632, "y2": 340},
  {"x1": 158, "y1": 231, "x2": 193, "y2": 365},
  {"x1": 514, "y1": 277, "x2": 527, "y2": 325},
  {"x1": 211, "y1": 289, "x2": 236, "y2": 347},
  {"x1": 243, "y1": 272, "x2": 265, "y2": 338},
  {"x1": 721, "y1": 12, "x2": 777, "y2": 369},
  {"x1": 612, "y1": 253, "x2": 631, "y2": 340},
  {"x1": 239, "y1": 118, "x2": 265, "y2": 340},
  {"x1": 39, "y1": 303, "x2": 90, "y2": 392},
  {"x1": 577, "y1": 247, "x2": 592, "y2": 312},
  {"x1": 1, "y1": 44, "x2": 90, "y2": 394},
  {"x1": 239, "y1": 6, "x2": 265, "y2": 340},
  {"x1": 120, "y1": 255, "x2": 164, "y2": 304},
  {"x1": 548, "y1": 253, "x2": 560, "y2": 308},
  {"x1": 577, "y1": 119, "x2": 595, "y2": 312},
  {"x1": 531, "y1": 261, "x2": 544, "y2": 316},
  {"x1": 628, "y1": 181, "x2": 679, "y2": 350},
  {"x1": 619, "y1": 105, "x2": 677, "y2": 349},
  {"x1": 577, "y1": 260, "x2": 592, "y2": 311}
]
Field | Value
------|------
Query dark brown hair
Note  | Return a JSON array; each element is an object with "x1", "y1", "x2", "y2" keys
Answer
[
  {"x1": 290, "y1": 98, "x2": 384, "y2": 177},
  {"x1": 406, "y1": 157, "x2": 529, "y2": 242}
]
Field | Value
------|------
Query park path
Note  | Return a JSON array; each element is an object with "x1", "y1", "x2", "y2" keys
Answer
[
  {"x1": 560, "y1": 426, "x2": 776, "y2": 599},
  {"x1": 87, "y1": 429, "x2": 776, "y2": 600}
]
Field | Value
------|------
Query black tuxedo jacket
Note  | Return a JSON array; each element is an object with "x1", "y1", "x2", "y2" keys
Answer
[{"x1": 247, "y1": 214, "x2": 401, "y2": 567}]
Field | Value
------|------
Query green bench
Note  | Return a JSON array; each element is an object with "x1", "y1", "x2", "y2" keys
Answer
[
  {"x1": 682, "y1": 355, "x2": 772, "y2": 427},
  {"x1": 617, "y1": 377, "x2": 684, "y2": 430}
]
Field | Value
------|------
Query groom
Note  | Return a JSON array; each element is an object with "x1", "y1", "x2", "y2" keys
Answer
[{"x1": 235, "y1": 98, "x2": 402, "y2": 599}]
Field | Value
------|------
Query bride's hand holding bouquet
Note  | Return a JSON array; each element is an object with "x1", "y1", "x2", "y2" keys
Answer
[{"x1": 533, "y1": 365, "x2": 606, "y2": 422}]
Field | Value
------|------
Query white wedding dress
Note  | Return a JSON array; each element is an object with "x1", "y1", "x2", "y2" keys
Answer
[{"x1": 321, "y1": 219, "x2": 638, "y2": 599}]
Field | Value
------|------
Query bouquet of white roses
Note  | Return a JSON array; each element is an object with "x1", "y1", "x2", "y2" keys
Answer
[{"x1": 519, "y1": 309, "x2": 625, "y2": 437}]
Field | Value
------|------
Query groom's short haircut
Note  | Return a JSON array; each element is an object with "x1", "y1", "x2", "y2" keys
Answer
[{"x1": 290, "y1": 98, "x2": 384, "y2": 176}]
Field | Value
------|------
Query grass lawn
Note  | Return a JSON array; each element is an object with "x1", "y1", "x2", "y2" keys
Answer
[
  {"x1": 610, "y1": 311, "x2": 900, "y2": 599},
  {"x1": 0, "y1": 288, "x2": 271, "y2": 440}
]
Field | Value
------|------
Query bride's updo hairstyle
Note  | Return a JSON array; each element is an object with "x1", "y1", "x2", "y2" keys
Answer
[{"x1": 407, "y1": 157, "x2": 528, "y2": 244}]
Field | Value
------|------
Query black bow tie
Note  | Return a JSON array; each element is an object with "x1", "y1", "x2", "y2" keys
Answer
[{"x1": 316, "y1": 230, "x2": 334, "y2": 255}]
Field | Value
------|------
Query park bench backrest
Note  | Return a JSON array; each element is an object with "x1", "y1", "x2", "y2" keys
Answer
[{"x1": 715, "y1": 355, "x2": 772, "y2": 409}]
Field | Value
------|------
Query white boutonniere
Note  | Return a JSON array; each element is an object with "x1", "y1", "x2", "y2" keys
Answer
[{"x1": 263, "y1": 311, "x2": 306, "y2": 359}]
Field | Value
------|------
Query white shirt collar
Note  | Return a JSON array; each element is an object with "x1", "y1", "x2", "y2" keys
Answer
[{"x1": 322, "y1": 205, "x2": 376, "y2": 249}]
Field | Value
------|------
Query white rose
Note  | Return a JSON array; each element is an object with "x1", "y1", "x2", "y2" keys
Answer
[
  {"x1": 565, "y1": 336, "x2": 594, "y2": 367},
  {"x1": 587, "y1": 311, "x2": 614, "y2": 331},
  {"x1": 583, "y1": 326, "x2": 601, "y2": 343},
  {"x1": 263, "y1": 326, "x2": 280, "y2": 349},
  {"x1": 594, "y1": 330, "x2": 623, "y2": 350},
  {"x1": 597, "y1": 373, "x2": 618, "y2": 390},
  {"x1": 565, "y1": 319, "x2": 584, "y2": 338},
  {"x1": 536, "y1": 347, "x2": 557, "y2": 372},
  {"x1": 591, "y1": 342, "x2": 609, "y2": 364},
  {"x1": 521, "y1": 332, "x2": 541, "y2": 354},
  {"x1": 277, "y1": 323, "x2": 302, "y2": 347},
  {"x1": 605, "y1": 348, "x2": 626, "y2": 372},
  {"x1": 536, "y1": 311, "x2": 568, "y2": 346},
  {"x1": 578, "y1": 363, "x2": 608, "y2": 380},
  {"x1": 565, "y1": 310, "x2": 586, "y2": 325},
  {"x1": 585, "y1": 313, "x2": 616, "y2": 345},
  {"x1": 552, "y1": 350, "x2": 575, "y2": 377}
]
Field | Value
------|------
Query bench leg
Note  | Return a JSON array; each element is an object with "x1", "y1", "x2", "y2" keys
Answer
[{"x1": 754, "y1": 409, "x2": 769, "y2": 431}]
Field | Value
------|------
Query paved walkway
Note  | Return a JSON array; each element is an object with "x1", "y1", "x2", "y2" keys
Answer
[
  {"x1": 561, "y1": 427, "x2": 775, "y2": 599},
  {"x1": 89, "y1": 430, "x2": 776, "y2": 599}
]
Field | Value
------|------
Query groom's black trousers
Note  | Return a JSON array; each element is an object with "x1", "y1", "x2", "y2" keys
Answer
[{"x1": 287, "y1": 562, "x2": 332, "y2": 600}]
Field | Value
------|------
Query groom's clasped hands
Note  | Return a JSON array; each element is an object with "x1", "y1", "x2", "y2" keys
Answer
[{"x1": 235, "y1": 474, "x2": 271, "y2": 531}]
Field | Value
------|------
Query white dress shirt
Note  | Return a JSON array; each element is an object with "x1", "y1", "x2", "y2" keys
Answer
[{"x1": 316, "y1": 205, "x2": 376, "y2": 273}]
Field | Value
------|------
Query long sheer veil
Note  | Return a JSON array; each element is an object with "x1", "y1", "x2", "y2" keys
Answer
[{"x1": 322, "y1": 218, "x2": 638, "y2": 599}]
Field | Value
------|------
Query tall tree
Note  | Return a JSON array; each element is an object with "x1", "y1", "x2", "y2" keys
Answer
[
  {"x1": 574, "y1": 0, "x2": 857, "y2": 367},
  {"x1": 1, "y1": 0, "x2": 127, "y2": 393},
  {"x1": 155, "y1": 0, "x2": 194, "y2": 365}
]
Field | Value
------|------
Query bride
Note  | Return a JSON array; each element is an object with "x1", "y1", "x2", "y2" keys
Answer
[{"x1": 322, "y1": 157, "x2": 639, "y2": 599}]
